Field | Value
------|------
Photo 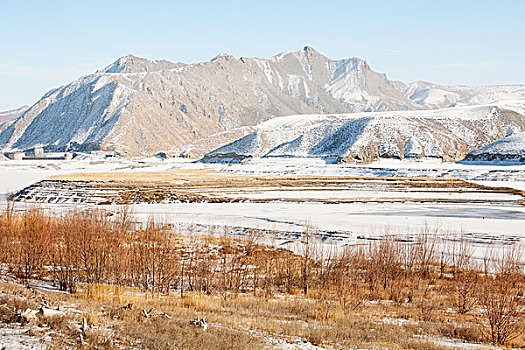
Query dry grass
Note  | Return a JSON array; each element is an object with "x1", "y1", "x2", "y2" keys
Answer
[
  {"x1": 0, "y1": 281, "x2": 488, "y2": 350},
  {"x1": 48, "y1": 169, "x2": 244, "y2": 182},
  {"x1": 0, "y1": 208, "x2": 524, "y2": 349}
]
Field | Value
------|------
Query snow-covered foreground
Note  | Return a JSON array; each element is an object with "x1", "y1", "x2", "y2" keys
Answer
[{"x1": 1, "y1": 156, "x2": 525, "y2": 259}]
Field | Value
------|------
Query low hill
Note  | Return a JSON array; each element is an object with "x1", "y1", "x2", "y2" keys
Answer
[
  {"x1": 201, "y1": 105, "x2": 525, "y2": 163},
  {"x1": 464, "y1": 131, "x2": 525, "y2": 163}
]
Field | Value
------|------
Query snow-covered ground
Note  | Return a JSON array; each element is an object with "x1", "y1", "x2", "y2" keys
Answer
[
  {"x1": 117, "y1": 201, "x2": 525, "y2": 244},
  {"x1": 1, "y1": 156, "x2": 524, "y2": 259},
  {"x1": 0, "y1": 325, "x2": 52, "y2": 349},
  {"x1": 199, "y1": 157, "x2": 525, "y2": 189},
  {"x1": 3, "y1": 156, "x2": 525, "y2": 190},
  {"x1": 0, "y1": 157, "x2": 176, "y2": 196},
  {"x1": 3, "y1": 153, "x2": 525, "y2": 193}
]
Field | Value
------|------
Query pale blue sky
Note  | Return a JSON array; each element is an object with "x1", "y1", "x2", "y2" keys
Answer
[{"x1": 1, "y1": 0, "x2": 524, "y2": 110}]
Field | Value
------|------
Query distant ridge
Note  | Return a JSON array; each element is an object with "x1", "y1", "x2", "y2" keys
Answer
[{"x1": 0, "y1": 105, "x2": 29, "y2": 133}]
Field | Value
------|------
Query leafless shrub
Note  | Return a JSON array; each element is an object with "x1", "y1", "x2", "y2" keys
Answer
[
  {"x1": 476, "y1": 245, "x2": 524, "y2": 345},
  {"x1": 449, "y1": 236, "x2": 479, "y2": 315}
]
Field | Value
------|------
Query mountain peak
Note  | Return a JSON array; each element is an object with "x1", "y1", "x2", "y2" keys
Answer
[
  {"x1": 211, "y1": 53, "x2": 236, "y2": 62},
  {"x1": 3, "y1": 47, "x2": 524, "y2": 156},
  {"x1": 269, "y1": 46, "x2": 327, "y2": 62},
  {"x1": 302, "y1": 45, "x2": 316, "y2": 53},
  {"x1": 295, "y1": 45, "x2": 322, "y2": 56},
  {"x1": 102, "y1": 54, "x2": 145, "y2": 73},
  {"x1": 102, "y1": 54, "x2": 182, "y2": 74}
]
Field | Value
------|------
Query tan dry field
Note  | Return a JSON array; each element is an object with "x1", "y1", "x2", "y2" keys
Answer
[
  {"x1": 17, "y1": 170, "x2": 523, "y2": 206},
  {"x1": 3, "y1": 173, "x2": 525, "y2": 349},
  {"x1": 47, "y1": 169, "x2": 525, "y2": 193},
  {"x1": 48, "y1": 169, "x2": 245, "y2": 182}
]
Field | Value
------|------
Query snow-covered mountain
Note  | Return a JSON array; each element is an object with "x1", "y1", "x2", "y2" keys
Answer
[
  {"x1": 201, "y1": 105, "x2": 525, "y2": 163},
  {"x1": 463, "y1": 130, "x2": 525, "y2": 163},
  {"x1": 404, "y1": 81, "x2": 525, "y2": 109},
  {"x1": 0, "y1": 105, "x2": 29, "y2": 132},
  {"x1": 1, "y1": 47, "x2": 524, "y2": 155}
]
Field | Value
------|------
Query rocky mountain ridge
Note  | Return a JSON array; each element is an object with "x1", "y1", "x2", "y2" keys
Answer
[{"x1": 1, "y1": 47, "x2": 524, "y2": 155}]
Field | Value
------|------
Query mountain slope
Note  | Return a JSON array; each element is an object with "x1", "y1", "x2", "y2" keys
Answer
[
  {"x1": 1, "y1": 47, "x2": 524, "y2": 156},
  {"x1": 0, "y1": 48, "x2": 429, "y2": 155},
  {"x1": 201, "y1": 105, "x2": 525, "y2": 163}
]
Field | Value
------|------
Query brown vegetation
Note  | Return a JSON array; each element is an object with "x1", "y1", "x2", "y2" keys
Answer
[{"x1": 0, "y1": 205, "x2": 524, "y2": 348}]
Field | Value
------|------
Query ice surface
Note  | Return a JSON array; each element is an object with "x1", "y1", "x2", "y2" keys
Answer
[{"x1": 1, "y1": 157, "x2": 523, "y2": 261}]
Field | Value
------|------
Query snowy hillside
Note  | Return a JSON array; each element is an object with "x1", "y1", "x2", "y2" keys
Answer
[
  {"x1": 0, "y1": 105, "x2": 28, "y2": 132},
  {"x1": 0, "y1": 74, "x2": 133, "y2": 152},
  {"x1": 464, "y1": 131, "x2": 525, "y2": 163},
  {"x1": 1, "y1": 47, "x2": 524, "y2": 156},
  {"x1": 201, "y1": 105, "x2": 525, "y2": 163}
]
